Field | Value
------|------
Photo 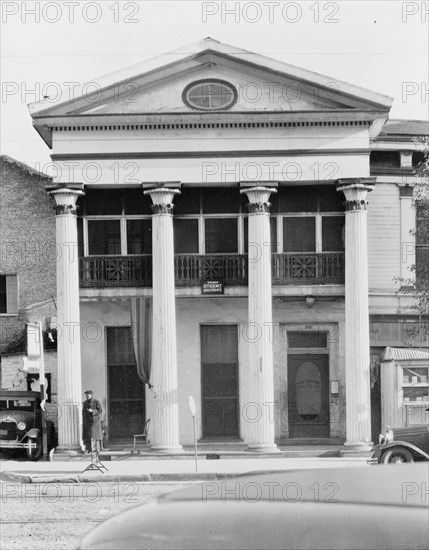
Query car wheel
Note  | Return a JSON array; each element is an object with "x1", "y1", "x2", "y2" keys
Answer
[
  {"x1": 381, "y1": 447, "x2": 414, "y2": 464},
  {"x1": 26, "y1": 434, "x2": 43, "y2": 461}
]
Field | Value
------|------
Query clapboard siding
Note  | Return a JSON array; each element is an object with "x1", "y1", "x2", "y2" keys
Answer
[{"x1": 367, "y1": 183, "x2": 401, "y2": 290}]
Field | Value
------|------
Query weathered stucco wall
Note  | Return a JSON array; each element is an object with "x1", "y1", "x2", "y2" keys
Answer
[{"x1": 79, "y1": 297, "x2": 346, "y2": 446}]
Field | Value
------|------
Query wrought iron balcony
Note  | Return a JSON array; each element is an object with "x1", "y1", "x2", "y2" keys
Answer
[
  {"x1": 272, "y1": 252, "x2": 345, "y2": 285},
  {"x1": 175, "y1": 254, "x2": 248, "y2": 286},
  {"x1": 79, "y1": 252, "x2": 345, "y2": 288},
  {"x1": 80, "y1": 255, "x2": 152, "y2": 287}
]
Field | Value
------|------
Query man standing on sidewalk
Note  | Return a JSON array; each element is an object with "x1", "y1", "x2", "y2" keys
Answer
[{"x1": 82, "y1": 390, "x2": 103, "y2": 453}]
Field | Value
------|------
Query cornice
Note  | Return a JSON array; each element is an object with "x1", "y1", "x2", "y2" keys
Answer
[{"x1": 51, "y1": 148, "x2": 370, "y2": 162}]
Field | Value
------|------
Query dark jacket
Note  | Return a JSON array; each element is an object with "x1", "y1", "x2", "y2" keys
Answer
[{"x1": 82, "y1": 397, "x2": 103, "y2": 447}]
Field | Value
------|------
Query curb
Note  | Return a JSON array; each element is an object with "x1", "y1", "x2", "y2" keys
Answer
[{"x1": 1, "y1": 471, "x2": 241, "y2": 484}]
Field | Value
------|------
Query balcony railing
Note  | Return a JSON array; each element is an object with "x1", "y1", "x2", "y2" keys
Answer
[
  {"x1": 79, "y1": 252, "x2": 345, "y2": 288},
  {"x1": 175, "y1": 254, "x2": 248, "y2": 286},
  {"x1": 80, "y1": 255, "x2": 152, "y2": 287},
  {"x1": 272, "y1": 252, "x2": 345, "y2": 285}
]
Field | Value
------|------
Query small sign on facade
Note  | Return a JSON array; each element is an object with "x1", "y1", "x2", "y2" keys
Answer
[
  {"x1": 201, "y1": 280, "x2": 224, "y2": 295},
  {"x1": 26, "y1": 322, "x2": 41, "y2": 358}
]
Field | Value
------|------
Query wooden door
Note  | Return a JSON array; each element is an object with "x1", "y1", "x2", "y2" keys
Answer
[
  {"x1": 107, "y1": 327, "x2": 145, "y2": 439},
  {"x1": 201, "y1": 325, "x2": 239, "y2": 438},
  {"x1": 288, "y1": 354, "x2": 330, "y2": 438}
]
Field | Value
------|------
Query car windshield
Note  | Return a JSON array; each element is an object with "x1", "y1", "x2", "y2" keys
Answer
[{"x1": 0, "y1": 399, "x2": 35, "y2": 412}]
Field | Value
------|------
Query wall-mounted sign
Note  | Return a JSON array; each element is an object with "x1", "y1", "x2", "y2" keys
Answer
[
  {"x1": 330, "y1": 380, "x2": 339, "y2": 396},
  {"x1": 26, "y1": 322, "x2": 41, "y2": 358},
  {"x1": 201, "y1": 280, "x2": 224, "y2": 295}
]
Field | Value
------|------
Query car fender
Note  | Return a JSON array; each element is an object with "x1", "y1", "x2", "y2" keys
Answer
[
  {"x1": 380, "y1": 441, "x2": 429, "y2": 460},
  {"x1": 24, "y1": 428, "x2": 40, "y2": 439}
]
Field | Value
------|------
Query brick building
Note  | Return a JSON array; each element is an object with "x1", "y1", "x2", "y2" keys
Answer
[{"x1": 0, "y1": 155, "x2": 57, "y2": 416}]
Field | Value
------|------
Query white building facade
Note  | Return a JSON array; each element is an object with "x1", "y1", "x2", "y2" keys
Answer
[{"x1": 29, "y1": 39, "x2": 428, "y2": 454}]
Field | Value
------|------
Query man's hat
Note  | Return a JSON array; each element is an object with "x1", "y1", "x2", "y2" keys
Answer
[{"x1": 84, "y1": 390, "x2": 93, "y2": 395}]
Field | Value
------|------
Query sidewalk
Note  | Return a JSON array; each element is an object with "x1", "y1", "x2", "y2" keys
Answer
[{"x1": 0, "y1": 449, "x2": 371, "y2": 484}]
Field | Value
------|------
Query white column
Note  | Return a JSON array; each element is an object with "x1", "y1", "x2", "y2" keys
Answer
[
  {"x1": 337, "y1": 178, "x2": 375, "y2": 456},
  {"x1": 241, "y1": 186, "x2": 279, "y2": 452},
  {"x1": 144, "y1": 187, "x2": 182, "y2": 452},
  {"x1": 50, "y1": 188, "x2": 84, "y2": 452}
]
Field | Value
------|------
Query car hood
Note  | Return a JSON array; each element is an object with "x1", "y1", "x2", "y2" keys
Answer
[
  {"x1": 392, "y1": 425, "x2": 429, "y2": 439},
  {"x1": 79, "y1": 463, "x2": 429, "y2": 550}
]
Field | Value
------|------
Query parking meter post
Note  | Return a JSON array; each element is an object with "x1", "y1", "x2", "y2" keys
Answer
[
  {"x1": 188, "y1": 396, "x2": 198, "y2": 472},
  {"x1": 193, "y1": 416, "x2": 198, "y2": 472}
]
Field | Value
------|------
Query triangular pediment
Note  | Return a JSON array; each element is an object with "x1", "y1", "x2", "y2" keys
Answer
[
  {"x1": 30, "y1": 38, "x2": 392, "y2": 119},
  {"x1": 68, "y1": 54, "x2": 357, "y2": 116}
]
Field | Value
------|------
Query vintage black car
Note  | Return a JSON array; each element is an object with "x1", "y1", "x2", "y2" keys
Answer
[
  {"x1": 79, "y1": 463, "x2": 428, "y2": 549},
  {"x1": 0, "y1": 390, "x2": 56, "y2": 461},
  {"x1": 372, "y1": 418, "x2": 429, "y2": 464}
]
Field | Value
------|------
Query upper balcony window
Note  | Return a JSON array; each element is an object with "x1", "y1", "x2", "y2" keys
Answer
[
  {"x1": 370, "y1": 151, "x2": 400, "y2": 169},
  {"x1": 88, "y1": 220, "x2": 121, "y2": 255},
  {"x1": 416, "y1": 202, "x2": 429, "y2": 287},
  {"x1": 183, "y1": 79, "x2": 237, "y2": 111}
]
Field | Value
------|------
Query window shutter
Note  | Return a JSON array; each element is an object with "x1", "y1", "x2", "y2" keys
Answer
[{"x1": 6, "y1": 275, "x2": 18, "y2": 314}]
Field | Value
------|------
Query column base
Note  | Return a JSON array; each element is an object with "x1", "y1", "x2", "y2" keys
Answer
[
  {"x1": 246, "y1": 444, "x2": 281, "y2": 454},
  {"x1": 55, "y1": 445, "x2": 84, "y2": 455},
  {"x1": 339, "y1": 441, "x2": 373, "y2": 458},
  {"x1": 149, "y1": 445, "x2": 185, "y2": 454},
  {"x1": 51, "y1": 446, "x2": 85, "y2": 461}
]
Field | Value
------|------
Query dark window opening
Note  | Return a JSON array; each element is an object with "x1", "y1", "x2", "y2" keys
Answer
[
  {"x1": 127, "y1": 220, "x2": 152, "y2": 255},
  {"x1": 283, "y1": 217, "x2": 316, "y2": 252},
  {"x1": 77, "y1": 217, "x2": 84, "y2": 257},
  {"x1": 278, "y1": 186, "x2": 318, "y2": 213},
  {"x1": 205, "y1": 219, "x2": 238, "y2": 253},
  {"x1": 0, "y1": 275, "x2": 18, "y2": 314},
  {"x1": 413, "y1": 151, "x2": 426, "y2": 168},
  {"x1": 0, "y1": 276, "x2": 7, "y2": 314},
  {"x1": 124, "y1": 190, "x2": 152, "y2": 215},
  {"x1": 174, "y1": 219, "x2": 199, "y2": 253},
  {"x1": 84, "y1": 190, "x2": 123, "y2": 215},
  {"x1": 88, "y1": 220, "x2": 121, "y2": 255},
  {"x1": 416, "y1": 202, "x2": 429, "y2": 287},
  {"x1": 370, "y1": 151, "x2": 400, "y2": 168},
  {"x1": 174, "y1": 188, "x2": 200, "y2": 215},
  {"x1": 322, "y1": 217, "x2": 345, "y2": 251},
  {"x1": 203, "y1": 188, "x2": 239, "y2": 214},
  {"x1": 319, "y1": 187, "x2": 345, "y2": 212}
]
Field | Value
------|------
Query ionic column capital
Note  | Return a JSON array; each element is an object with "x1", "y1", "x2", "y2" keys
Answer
[
  {"x1": 336, "y1": 178, "x2": 376, "y2": 211},
  {"x1": 144, "y1": 188, "x2": 181, "y2": 214},
  {"x1": 240, "y1": 186, "x2": 277, "y2": 213},
  {"x1": 49, "y1": 188, "x2": 85, "y2": 216}
]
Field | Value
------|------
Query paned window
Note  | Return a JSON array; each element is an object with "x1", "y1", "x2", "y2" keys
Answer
[
  {"x1": 183, "y1": 80, "x2": 237, "y2": 111},
  {"x1": 0, "y1": 275, "x2": 18, "y2": 314}
]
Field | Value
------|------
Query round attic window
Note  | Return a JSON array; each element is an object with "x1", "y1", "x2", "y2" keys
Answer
[{"x1": 183, "y1": 79, "x2": 237, "y2": 111}]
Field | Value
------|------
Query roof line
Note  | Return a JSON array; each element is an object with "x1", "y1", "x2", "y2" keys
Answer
[{"x1": 0, "y1": 155, "x2": 52, "y2": 180}]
